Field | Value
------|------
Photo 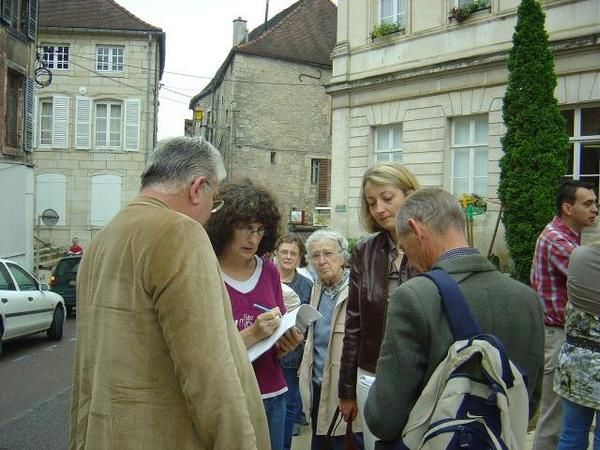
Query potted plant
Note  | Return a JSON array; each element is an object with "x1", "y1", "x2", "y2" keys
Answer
[
  {"x1": 370, "y1": 21, "x2": 404, "y2": 40},
  {"x1": 449, "y1": 0, "x2": 491, "y2": 23}
]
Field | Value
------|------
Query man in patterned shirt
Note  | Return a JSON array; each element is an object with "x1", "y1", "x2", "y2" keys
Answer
[{"x1": 531, "y1": 180, "x2": 598, "y2": 450}]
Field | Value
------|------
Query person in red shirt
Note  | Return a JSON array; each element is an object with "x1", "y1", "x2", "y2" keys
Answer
[
  {"x1": 68, "y1": 237, "x2": 83, "y2": 255},
  {"x1": 531, "y1": 180, "x2": 598, "y2": 450}
]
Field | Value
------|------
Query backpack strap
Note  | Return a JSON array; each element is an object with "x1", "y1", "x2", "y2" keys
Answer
[
  {"x1": 420, "y1": 269, "x2": 481, "y2": 340},
  {"x1": 421, "y1": 269, "x2": 516, "y2": 389}
]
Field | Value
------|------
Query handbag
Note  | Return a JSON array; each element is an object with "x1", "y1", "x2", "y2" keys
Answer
[{"x1": 321, "y1": 407, "x2": 362, "y2": 450}]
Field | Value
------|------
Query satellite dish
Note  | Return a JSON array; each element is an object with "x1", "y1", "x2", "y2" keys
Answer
[{"x1": 41, "y1": 208, "x2": 59, "y2": 226}]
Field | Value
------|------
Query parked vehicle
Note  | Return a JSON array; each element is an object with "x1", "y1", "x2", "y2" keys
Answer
[
  {"x1": 0, "y1": 259, "x2": 65, "y2": 356},
  {"x1": 50, "y1": 255, "x2": 81, "y2": 316}
]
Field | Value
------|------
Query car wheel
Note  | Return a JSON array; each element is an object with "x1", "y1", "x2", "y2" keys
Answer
[{"x1": 47, "y1": 307, "x2": 64, "y2": 341}]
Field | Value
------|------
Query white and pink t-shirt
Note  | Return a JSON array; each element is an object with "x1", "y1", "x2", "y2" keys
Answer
[{"x1": 223, "y1": 257, "x2": 287, "y2": 399}]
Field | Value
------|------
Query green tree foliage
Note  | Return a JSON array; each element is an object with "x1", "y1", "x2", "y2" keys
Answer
[{"x1": 498, "y1": 0, "x2": 568, "y2": 283}]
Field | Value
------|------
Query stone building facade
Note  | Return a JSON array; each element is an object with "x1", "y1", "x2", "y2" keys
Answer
[
  {"x1": 190, "y1": 0, "x2": 337, "y2": 228},
  {"x1": 33, "y1": 0, "x2": 164, "y2": 253},
  {"x1": 0, "y1": 0, "x2": 38, "y2": 268},
  {"x1": 328, "y1": 0, "x2": 600, "y2": 262}
]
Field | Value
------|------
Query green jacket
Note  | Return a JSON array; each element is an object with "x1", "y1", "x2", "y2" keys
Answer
[{"x1": 364, "y1": 254, "x2": 545, "y2": 447}]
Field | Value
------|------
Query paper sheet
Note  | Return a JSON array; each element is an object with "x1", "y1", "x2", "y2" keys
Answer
[{"x1": 248, "y1": 304, "x2": 322, "y2": 362}]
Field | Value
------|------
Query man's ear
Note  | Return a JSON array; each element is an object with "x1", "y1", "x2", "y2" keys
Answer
[
  {"x1": 562, "y1": 201, "x2": 574, "y2": 217},
  {"x1": 189, "y1": 176, "x2": 206, "y2": 205},
  {"x1": 407, "y1": 218, "x2": 423, "y2": 240}
]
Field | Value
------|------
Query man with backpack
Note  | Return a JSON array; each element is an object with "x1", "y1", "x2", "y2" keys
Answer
[{"x1": 364, "y1": 188, "x2": 545, "y2": 450}]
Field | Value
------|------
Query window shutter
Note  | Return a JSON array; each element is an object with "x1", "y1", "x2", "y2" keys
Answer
[
  {"x1": 317, "y1": 159, "x2": 331, "y2": 206},
  {"x1": 124, "y1": 98, "x2": 140, "y2": 151},
  {"x1": 24, "y1": 78, "x2": 34, "y2": 152},
  {"x1": 75, "y1": 96, "x2": 92, "y2": 149},
  {"x1": 26, "y1": 0, "x2": 37, "y2": 41},
  {"x1": 53, "y1": 95, "x2": 69, "y2": 149},
  {"x1": 1, "y1": 0, "x2": 12, "y2": 25}
]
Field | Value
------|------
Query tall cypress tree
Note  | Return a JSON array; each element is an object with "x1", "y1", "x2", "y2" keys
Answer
[{"x1": 498, "y1": 0, "x2": 568, "y2": 283}]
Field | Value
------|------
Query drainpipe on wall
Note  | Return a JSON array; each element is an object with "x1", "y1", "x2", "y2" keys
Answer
[{"x1": 146, "y1": 32, "x2": 153, "y2": 163}]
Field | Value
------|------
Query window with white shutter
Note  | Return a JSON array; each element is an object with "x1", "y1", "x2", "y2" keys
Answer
[
  {"x1": 36, "y1": 173, "x2": 67, "y2": 225},
  {"x1": 95, "y1": 101, "x2": 122, "y2": 149},
  {"x1": 91, "y1": 175, "x2": 121, "y2": 226},
  {"x1": 75, "y1": 96, "x2": 92, "y2": 149},
  {"x1": 124, "y1": 98, "x2": 140, "y2": 151},
  {"x1": 52, "y1": 95, "x2": 69, "y2": 148}
]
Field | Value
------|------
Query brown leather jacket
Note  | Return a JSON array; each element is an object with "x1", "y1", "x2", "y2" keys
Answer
[{"x1": 338, "y1": 231, "x2": 410, "y2": 400}]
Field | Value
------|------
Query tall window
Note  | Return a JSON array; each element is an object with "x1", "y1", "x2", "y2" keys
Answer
[
  {"x1": 41, "y1": 45, "x2": 70, "y2": 70},
  {"x1": 380, "y1": 0, "x2": 407, "y2": 27},
  {"x1": 452, "y1": 115, "x2": 489, "y2": 196},
  {"x1": 95, "y1": 102, "x2": 122, "y2": 148},
  {"x1": 39, "y1": 99, "x2": 53, "y2": 145},
  {"x1": 96, "y1": 46, "x2": 124, "y2": 72},
  {"x1": 562, "y1": 106, "x2": 600, "y2": 194},
  {"x1": 310, "y1": 159, "x2": 331, "y2": 206},
  {"x1": 91, "y1": 175, "x2": 122, "y2": 226},
  {"x1": 37, "y1": 95, "x2": 69, "y2": 148},
  {"x1": 374, "y1": 124, "x2": 402, "y2": 162},
  {"x1": 5, "y1": 70, "x2": 23, "y2": 147}
]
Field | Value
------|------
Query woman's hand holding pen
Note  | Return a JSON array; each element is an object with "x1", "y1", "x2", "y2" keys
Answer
[{"x1": 253, "y1": 307, "x2": 281, "y2": 340}]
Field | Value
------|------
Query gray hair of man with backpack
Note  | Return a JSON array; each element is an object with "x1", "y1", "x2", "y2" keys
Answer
[{"x1": 364, "y1": 187, "x2": 545, "y2": 450}]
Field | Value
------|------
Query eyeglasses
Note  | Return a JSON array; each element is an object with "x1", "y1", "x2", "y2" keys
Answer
[
  {"x1": 205, "y1": 180, "x2": 224, "y2": 213},
  {"x1": 309, "y1": 251, "x2": 340, "y2": 261},
  {"x1": 235, "y1": 225, "x2": 269, "y2": 237},
  {"x1": 278, "y1": 250, "x2": 299, "y2": 258}
]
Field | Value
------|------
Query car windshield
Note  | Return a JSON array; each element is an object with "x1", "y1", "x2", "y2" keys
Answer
[{"x1": 56, "y1": 259, "x2": 80, "y2": 276}]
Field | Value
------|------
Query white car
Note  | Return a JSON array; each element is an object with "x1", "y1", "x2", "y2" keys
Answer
[{"x1": 0, "y1": 258, "x2": 66, "y2": 356}]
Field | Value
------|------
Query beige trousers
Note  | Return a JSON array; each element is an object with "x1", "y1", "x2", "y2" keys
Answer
[{"x1": 532, "y1": 325, "x2": 565, "y2": 450}]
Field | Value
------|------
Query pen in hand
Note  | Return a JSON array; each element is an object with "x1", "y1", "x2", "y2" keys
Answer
[{"x1": 254, "y1": 303, "x2": 274, "y2": 313}]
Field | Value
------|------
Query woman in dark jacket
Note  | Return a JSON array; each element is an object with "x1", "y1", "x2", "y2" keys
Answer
[{"x1": 338, "y1": 163, "x2": 420, "y2": 450}]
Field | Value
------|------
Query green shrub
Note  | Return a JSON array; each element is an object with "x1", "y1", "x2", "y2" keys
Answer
[{"x1": 498, "y1": 0, "x2": 569, "y2": 283}]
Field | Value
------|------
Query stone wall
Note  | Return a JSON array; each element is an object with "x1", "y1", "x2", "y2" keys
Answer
[{"x1": 198, "y1": 53, "x2": 332, "y2": 228}]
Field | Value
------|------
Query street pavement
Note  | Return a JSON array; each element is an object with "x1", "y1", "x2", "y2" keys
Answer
[{"x1": 0, "y1": 317, "x2": 76, "y2": 450}]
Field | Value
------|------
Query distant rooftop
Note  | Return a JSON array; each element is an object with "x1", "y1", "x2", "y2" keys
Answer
[
  {"x1": 190, "y1": 0, "x2": 337, "y2": 107},
  {"x1": 39, "y1": 0, "x2": 162, "y2": 32}
]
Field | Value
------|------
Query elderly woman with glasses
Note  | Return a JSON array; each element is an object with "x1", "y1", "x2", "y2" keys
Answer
[
  {"x1": 205, "y1": 179, "x2": 302, "y2": 450},
  {"x1": 299, "y1": 229, "x2": 363, "y2": 450}
]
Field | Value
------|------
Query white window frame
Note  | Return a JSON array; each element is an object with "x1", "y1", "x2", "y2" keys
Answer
[
  {"x1": 374, "y1": 124, "x2": 402, "y2": 163},
  {"x1": 563, "y1": 105, "x2": 600, "y2": 191},
  {"x1": 96, "y1": 46, "x2": 124, "y2": 72},
  {"x1": 38, "y1": 99, "x2": 53, "y2": 146},
  {"x1": 379, "y1": 0, "x2": 407, "y2": 27},
  {"x1": 35, "y1": 95, "x2": 69, "y2": 149},
  {"x1": 451, "y1": 115, "x2": 489, "y2": 196},
  {"x1": 41, "y1": 45, "x2": 69, "y2": 70},
  {"x1": 94, "y1": 101, "x2": 122, "y2": 149}
]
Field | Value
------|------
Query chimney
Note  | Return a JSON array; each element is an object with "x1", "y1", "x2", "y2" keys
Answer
[{"x1": 232, "y1": 17, "x2": 248, "y2": 46}]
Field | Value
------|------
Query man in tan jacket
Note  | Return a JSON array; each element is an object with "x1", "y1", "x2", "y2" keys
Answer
[{"x1": 70, "y1": 137, "x2": 270, "y2": 449}]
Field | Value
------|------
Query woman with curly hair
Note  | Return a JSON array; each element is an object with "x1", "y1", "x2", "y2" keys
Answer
[{"x1": 205, "y1": 179, "x2": 302, "y2": 450}]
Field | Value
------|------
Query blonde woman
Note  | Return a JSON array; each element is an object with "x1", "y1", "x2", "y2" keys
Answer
[{"x1": 339, "y1": 163, "x2": 420, "y2": 450}]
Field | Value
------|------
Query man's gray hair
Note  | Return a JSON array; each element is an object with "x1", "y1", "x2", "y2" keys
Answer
[
  {"x1": 305, "y1": 228, "x2": 349, "y2": 264},
  {"x1": 140, "y1": 136, "x2": 226, "y2": 193},
  {"x1": 396, "y1": 188, "x2": 466, "y2": 236}
]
